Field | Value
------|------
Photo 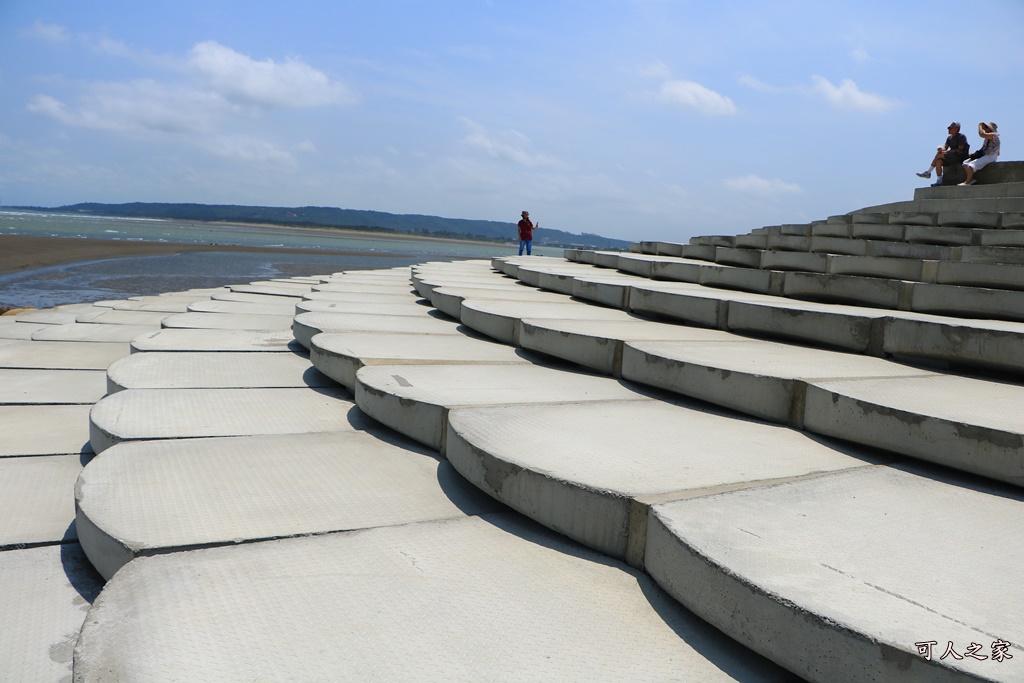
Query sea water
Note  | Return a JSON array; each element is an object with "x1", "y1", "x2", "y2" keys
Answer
[{"x1": 0, "y1": 209, "x2": 559, "y2": 308}]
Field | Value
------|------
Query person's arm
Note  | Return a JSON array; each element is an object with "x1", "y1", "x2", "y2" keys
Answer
[{"x1": 978, "y1": 124, "x2": 995, "y2": 140}]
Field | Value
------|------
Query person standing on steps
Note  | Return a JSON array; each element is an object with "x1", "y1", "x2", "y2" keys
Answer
[
  {"x1": 917, "y1": 122, "x2": 969, "y2": 186},
  {"x1": 961, "y1": 122, "x2": 1000, "y2": 186},
  {"x1": 517, "y1": 210, "x2": 537, "y2": 256}
]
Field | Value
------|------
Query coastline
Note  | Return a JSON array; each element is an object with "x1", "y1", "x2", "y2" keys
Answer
[{"x1": 0, "y1": 230, "x2": 509, "y2": 278}]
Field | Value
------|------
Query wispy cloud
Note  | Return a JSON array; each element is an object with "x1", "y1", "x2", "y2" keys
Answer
[
  {"x1": 658, "y1": 79, "x2": 736, "y2": 115},
  {"x1": 738, "y1": 73, "x2": 898, "y2": 113},
  {"x1": 24, "y1": 21, "x2": 70, "y2": 45},
  {"x1": 457, "y1": 117, "x2": 560, "y2": 168},
  {"x1": 188, "y1": 41, "x2": 356, "y2": 109},
  {"x1": 724, "y1": 174, "x2": 803, "y2": 197},
  {"x1": 809, "y1": 75, "x2": 897, "y2": 112}
]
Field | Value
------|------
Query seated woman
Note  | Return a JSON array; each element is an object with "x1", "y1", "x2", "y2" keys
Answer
[{"x1": 962, "y1": 122, "x2": 1000, "y2": 186}]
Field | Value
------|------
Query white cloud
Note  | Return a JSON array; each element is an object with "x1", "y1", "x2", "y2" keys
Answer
[
  {"x1": 850, "y1": 46, "x2": 872, "y2": 64},
  {"x1": 724, "y1": 174, "x2": 803, "y2": 197},
  {"x1": 457, "y1": 117, "x2": 560, "y2": 168},
  {"x1": 810, "y1": 76, "x2": 897, "y2": 113},
  {"x1": 638, "y1": 60, "x2": 672, "y2": 80},
  {"x1": 737, "y1": 74, "x2": 783, "y2": 93},
  {"x1": 205, "y1": 136, "x2": 298, "y2": 164},
  {"x1": 658, "y1": 79, "x2": 736, "y2": 116},
  {"x1": 25, "y1": 21, "x2": 70, "y2": 44},
  {"x1": 188, "y1": 41, "x2": 356, "y2": 109}
]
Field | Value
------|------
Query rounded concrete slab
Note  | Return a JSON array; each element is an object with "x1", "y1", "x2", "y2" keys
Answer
[
  {"x1": 131, "y1": 328, "x2": 300, "y2": 353},
  {"x1": 519, "y1": 318, "x2": 739, "y2": 375},
  {"x1": 301, "y1": 290, "x2": 421, "y2": 303},
  {"x1": 110, "y1": 300, "x2": 195, "y2": 313},
  {"x1": 646, "y1": 466, "x2": 1024, "y2": 682},
  {"x1": 0, "y1": 544, "x2": 102, "y2": 683},
  {"x1": 187, "y1": 300, "x2": 298, "y2": 316},
  {"x1": 0, "y1": 405, "x2": 93, "y2": 457},
  {"x1": 75, "y1": 431, "x2": 504, "y2": 580},
  {"x1": 160, "y1": 311, "x2": 295, "y2": 330},
  {"x1": 74, "y1": 309, "x2": 169, "y2": 326},
  {"x1": 73, "y1": 514, "x2": 794, "y2": 682},
  {"x1": 89, "y1": 386, "x2": 369, "y2": 453},
  {"x1": 0, "y1": 369, "x2": 107, "y2": 405},
  {"x1": 430, "y1": 285, "x2": 569, "y2": 318},
  {"x1": 355, "y1": 363, "x2": 651, "y2": 449},
  {"x1": 623, "y1": 339, "x2": 936, "y2": 424},
  {"x1": 0, "y1": 454, "x2": 82, "y2": 547},
  {"x1": 106, "y1": 352, "x2": 332, "y2": 392},
  {"x1": 295, "y1": 299, "x2": 433, "y2": 316},
  {"x1": 310, "y1": 331, "x2": 529, "y2": 389},
  {"x1": 212, "y1": 291, "x2": 303, "y2": 304},
  {"x1": 12, "y1": 309, "x2": 84, "y2": 325},
  {"x1": 31, "y1": 323, "x2": 157, "y2": 342},
  {"x1": 460, "y1": 299, "x2": 637, "y2": 345},
  {"x1": 0, "y1": 341, "x2": 129, "y2": 369},
  {"x1": 0, "y1": 322, "x2": 50, "y2": 340},
  {"x1": 313, "y1": 283, "x2": 415, "y2": 294},
  {"x1": 229, "y1": 283, "x2": 314, "y2": 297},
  {"x1": 804, "y1": 374, "x2": 1024, "y2": 487},
  {"x1": 446, "y1": 400, "x2": 876, "y2": 561},
  {"x1": 292, "y1": 311, "x2": 463, "y2": 348}
]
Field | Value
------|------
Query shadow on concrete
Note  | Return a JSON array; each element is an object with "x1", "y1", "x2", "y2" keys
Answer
[{"x1": 60, "y1": 531, "x2": 105, "y2": 602}]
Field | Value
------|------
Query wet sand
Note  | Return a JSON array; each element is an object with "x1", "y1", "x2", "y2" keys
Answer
[{"x1": 0, "y1": 228, "x2": 504, "y2": 277}]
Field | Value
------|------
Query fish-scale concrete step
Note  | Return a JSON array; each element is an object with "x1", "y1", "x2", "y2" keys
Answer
[
  {"x1": 130, "y1": 328, "x2": 302, "y2": 353},
  {"x1": 30, "y1": 323, "x2": 158, "y2": 342},
  {"x1": 74, "y1": 309, "x2": 172, "y2": 326},
  {"x1": 292, "y1": 310, "x2": 464, "y2": 348},
  {"x1": 75, "y1": 431, "x2": 504, "y2": 580},
  {"x1": 311, "y1": 331, "x2": 530, "y2": 389},
  {"x1": 459, "y1": 299, "x2": 638, "y2": 345},
  {"x1": 0, "y1": 340, "x2": 128, "y2": 369},
  {"x1": 105, "y1": 351, "x2": 333, "y2": 392},
  {"x1": 647, "y1": 467, "x2": 1024, "y2": 682},
  {"x1": 1, "y1": 405, "x2": 93, "y2": 457},
  {"x1": 0, "y1": 369, "x2": 107, "y2": 405},
  {"x1": 354, "y1": 363, "x2": 651, "y2": 450},
  {"x1": 294, "y1": 299, "x2": 434, "y2": 316},
  {"x1": 537, "y1": 254, "x2": 1024, "y2": 375},
  {"x1": 187, "y1": 300, "x2": 298, "y2": 316},
  {"x1": 0, "y1": 454, "x2": 82, "y2": 548},
  {"x1": 160, "y1": 311, "x2": 295, "y2": 331},
  {"x1": 1, "y1": 544, "x2": 102, "y2": 683},
  {"x1": 89, "y1": 386, "x2": 368, "y2": 453},
  {"x1": 429, "y1": 285, "x2": 571, "y2": 318},
  {"x1": 74, "y1": 514, "x2": 794, "y2": 682}
]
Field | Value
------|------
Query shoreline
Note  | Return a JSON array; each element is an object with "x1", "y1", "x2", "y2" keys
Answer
[{"x1": 0, "y1": 230, "x2": 510, "y2": 278}]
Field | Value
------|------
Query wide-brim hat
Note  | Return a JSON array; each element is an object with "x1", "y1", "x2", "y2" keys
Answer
[{"x1": 988, "y1": 122, "x2": 998, "y2": 132}]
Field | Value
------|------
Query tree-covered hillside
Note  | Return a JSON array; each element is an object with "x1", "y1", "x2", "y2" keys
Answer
[{"x1": 44, "y1": 202, "x2": 630, "y2": 250}]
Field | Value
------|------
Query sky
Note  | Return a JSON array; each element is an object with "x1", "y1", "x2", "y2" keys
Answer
[{"x1": 1, "y1": 1, "x2": 1022, "y2": 243}]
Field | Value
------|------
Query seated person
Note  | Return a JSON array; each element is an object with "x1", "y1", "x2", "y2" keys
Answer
[
  {"x1": 962, "y1": 122, "x2": 1000, "y2": 186},
  {"x1": 917, "y1": 121, "x2": 968, "y2": 186}
]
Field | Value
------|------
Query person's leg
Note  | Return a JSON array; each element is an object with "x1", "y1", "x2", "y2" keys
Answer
[
  {"x1": 526, "y1": 240, "x2": 532, "y2": 255},
  {"x1": 519, "y1": 240, "x2": 525, "y2": 255},
  {"x1": 961, "y1": 161, "x2": 975, "y2": 185}
]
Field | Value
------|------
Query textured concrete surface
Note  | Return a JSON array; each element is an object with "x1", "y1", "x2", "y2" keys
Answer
[
  {"x1": 31, "y1": 324, "x2": 157, "y2": 342},
  {"x1": 160, "y1": 311, "x2": 296, "y2": 330},
  {"x1": 292, "y1": 310, "x2": 464, "y2": 348},
  {"x1": 647, "y1": 466, "x2": 1024, "y2": 682},
  {"x1": 310, "y1": 331, "x2": 529, "y2": 389},
  {"x1": 355, "y1": 363, "x2": 651, "y2": 449},
  {"x1": 89, "y1": 386, "x2": 368, "y2": 453},
  {"x1": 130, "y1": 328, "x2": 300, "y2": 353},
  {"x1": 460, "y1": 299, "x2": 637, "y2": 344},
  {"x1": 446, "y1": 400, "x2": 875, "y2": 561},
  {"x1": 0, "y1": 405, "x2": 94, "y2": 457},
  {"x1": 0, "y1": 544, "x2": 102, "y2": 683},
  {"x1": 105, "y1": 351, "x2": 332, "y2": 392},
  {"x1": 74, "y1": 515, "x2": 796, "y2": 682},
  {"x1": 75, "y1": 431, "x2": 504, "y2": 579},
  {"x1": 0, "y1": 454, "x2": 82, "y2": 547},
  {"x1": 0, "y1": 369, "x2": 108, "y2": 405},
  {"x1": 0, "y1": 341, "x2": 129, "y2": 369}
]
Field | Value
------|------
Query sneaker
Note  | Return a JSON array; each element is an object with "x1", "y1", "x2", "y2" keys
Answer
[
  {"x1": 959, "y1": 179, "x2": 977, "y2": 186},
  {"x1": 916, "y1": 170, "x2": 931, "y2": 178},
  {"x1": 931, "y1": 181, "x2": 943, "y2": 187}
]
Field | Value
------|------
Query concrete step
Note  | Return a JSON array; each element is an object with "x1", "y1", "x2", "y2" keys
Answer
[
  {"x1": 459, "y1": 299, "x2": 637, "y2": 345},
  {"x1": 229, "y1": 283, "x2": 314, "y2": 298},
  {"x1": 30, "y1": 323, "x2": 159, "y2": 343},
  {"x1": 0, "y1": 454, "x2": 82, "y2": 548},
  {"x1": 354, "y1": 363, "x2": 650, "y2": 450},
  {"x1": 160, "y1": 311, "x2": 295, "y2": 331},
  {"x1": 292, "y1": 311, "x2": 464, "y2": 349},
  {"x1": 310, "y1": 331, "x2": 529, "y2": 390},
  {"x1": 0, "y1": 544, "x2": 102, "y2": 683},
  {"x1": 89, "y1": 386, "x2": 367, "y2": 453},
  {"x1": 105, "y1": 351, "x2": 334, "y2": 392},
  {"x1": 294, "y1": 299, "x2": 434, "y2": 316},
  {"x1": 0, "y1": 341, "x2": 129, "y2": 369},
  {"x1": 73, "y1": 514, "x2": 792, "y2": 681},
  {"x1": 187, "y1": 300, "x2": 298, "y2": 316},
  {"x1": 75, "y1": 431, "x2": 503, "y2": 580},
  {"x1": 0, "y1": 405, "x2": 93, "y2": 457},
  {"x1": 0, "y1": 369, "x2": 107, "y2": 405},
  {"x1": 429, "y1": 285, "x2": 571, "y2": 318},
  {"x1": 130, "y1": 328, "x2": 302, "y2": 353},
  {"x1": 74, "y1": 309, "x2": 171, "y2": 326}
]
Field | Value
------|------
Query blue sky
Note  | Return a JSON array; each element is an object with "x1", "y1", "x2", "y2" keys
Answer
[{"x1": 1, "y1": 1, "x2": 1021, "y2": 242}]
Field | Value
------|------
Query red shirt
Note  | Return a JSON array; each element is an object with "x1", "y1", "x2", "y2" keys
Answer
[{"x1": 517, "y1": 218, "x2": 534, "y2": 241}]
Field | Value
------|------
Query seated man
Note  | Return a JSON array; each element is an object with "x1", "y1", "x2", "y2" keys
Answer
[{"x1": 917, "y1": 122, "x2": 969, "y2": 186}]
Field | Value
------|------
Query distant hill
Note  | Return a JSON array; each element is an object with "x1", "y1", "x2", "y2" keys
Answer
[{"x1": 39, "y1": 202, "x2": 630, "y2": 250}]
